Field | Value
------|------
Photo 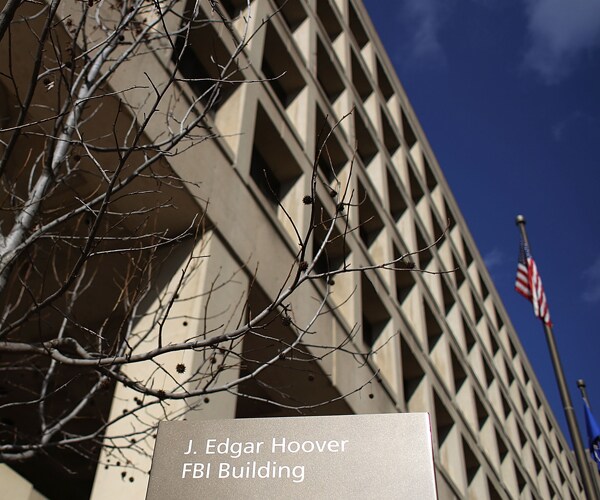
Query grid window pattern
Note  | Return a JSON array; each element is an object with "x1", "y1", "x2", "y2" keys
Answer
[{"x1": 175, "y1": 1, "x2": 585, "y2": 498}]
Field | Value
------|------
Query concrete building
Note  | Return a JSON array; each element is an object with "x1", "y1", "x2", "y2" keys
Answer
[{"x1": 0, "y1": 0, "x2": 586, "y2": 498}]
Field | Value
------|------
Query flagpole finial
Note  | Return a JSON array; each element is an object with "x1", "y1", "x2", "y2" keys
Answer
[
  {"x1": 516, "y1": 215, "x2": 526, "y2": 225},
  {"x1": 578, "y1": 380, "x2": 590, "y2": 407}
]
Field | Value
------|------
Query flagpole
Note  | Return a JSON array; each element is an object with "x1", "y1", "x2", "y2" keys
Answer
[
  {"x1": 579, "y1": 379, "x2": 591, "y2": 408},
  {"x1": 577, "y1": 379, "x2": 600, "y2": 498},
  {"x1": 516, "y1": 215, "x2": 598, "y2": 500}
]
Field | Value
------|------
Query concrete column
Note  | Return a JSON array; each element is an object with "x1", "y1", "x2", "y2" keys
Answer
[
  {"x1": 91, "y1": 232, "x2": 248, "y2": 499},
  {"x1": 0, "y1": 465, "x2": 47, "y2": 500}
]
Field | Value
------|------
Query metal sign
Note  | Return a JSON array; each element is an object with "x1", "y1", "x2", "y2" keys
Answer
[{"x1": 146, "y1": 413, "x2": 437, "y2": 499}]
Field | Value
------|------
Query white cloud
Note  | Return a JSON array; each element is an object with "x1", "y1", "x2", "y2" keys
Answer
[
  {"x1": 483, "y1": 248, "x2": 504, "y2": 270},
  {"x1": 396, "y1": 0, "x2": 498, "y2": 66},
  {"x1": 400, "y1": 0, "x2": 447, "y2": 64},
  {"x1": 523, "y1": 0, "x2": 600, "y2": 83},
  {"x1": 582, "y1": 256, "x2": 600, "y2": 303},
  {"x1": 552, "y1": 111, "x2": 600, "y2": 141}
]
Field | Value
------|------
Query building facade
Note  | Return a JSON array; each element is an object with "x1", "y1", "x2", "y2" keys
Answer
[{"x1": 0, "y1": 0, "x2": 586, "y2": 498}]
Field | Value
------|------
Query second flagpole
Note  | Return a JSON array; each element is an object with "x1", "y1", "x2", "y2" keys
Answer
[{"x1": 516, "y1": 215, "x2": 597, "y2": 500}]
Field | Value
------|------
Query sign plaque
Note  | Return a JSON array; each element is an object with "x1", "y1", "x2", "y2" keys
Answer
[{"x1": 146, "y1": 413, "x2": 437, "y2": 499}]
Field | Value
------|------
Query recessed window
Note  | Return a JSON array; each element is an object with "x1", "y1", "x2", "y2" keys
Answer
[
  {"x1": 518, "y1": 388, "x2": 526, "y2": 412},
  {"x1": 262, "y1": 24, "x2": 305, "y2": 109},
  {"x1": 315, "y1": 107, "x2": 347, "y2": 183},
  {"x1": 354, "y1": 111, "x2": 377, "y2": 167},
  {"x1": 472, "y1": 297, "x2": 483, "y2": 324},
  {"x1": 361, "y1": 275, "x2": 390, "y2": 347},
  {"x1": 423, "y1": 155, "x2": 437, "y2": 191},
  {"x1": 502, "y1": 358, "x2": 514, "y2": 387},
  {"x1": 440, "y1": 276, "x2": 455, "y2": 315},
  {"x1": 312, "y1": 207, "x2": 348, "y2": 276},
  {"x1": 381, "y1": 109, "x2": 400, "y2": 157},
  {"x1": 462, "y1": 438, "x2": 480, "y2": 486},
  {"x1": 475, "y1": 396, "x2": 488, "y2": 430},
  {"x1": 424, "y1": 303, "x2": 443, "y2": 352},
  {"x1": 395, "y1": 246, "x2": 416, "y2": 304},
  {"x1": 351, "y1": 50, "x2": 372, "y2": 101},
  {"x1": 501, "y1": 395, "x2": 512, "y2": 420},
  {"x1": 451, "y1": 349, "x2": 467, "y2": 392},
  {"x1": 357, "y1": 181, "x2": 384, "y2": 249},
  {"x1": 463, "y1": 238, "x2": 474, "y2": 267},
  {"x1": 348, "y1": 2, "x2": 369, "y2": 48},
  {"x1": 249, "y1": 106, "x2": 302, "y2": 208},
  {"x1": 430, "y1": 207, "x2": 444, "y2": 241},
  {"x1": 480, "y1": 275, "x2": 490, "y2": 300},
  {"x1": 273, "y1": 0, "x2": 307, "y2": 31},
  {"x1": 495, "y1": 307, "x2": 505, "y2": 333},
  {"x1": 316, "y1": 0, "x2": 342, "y2": 42},
  {"x1": 462, "y1": 317, "x2": 476, "y2": 353},
  {"x1": 401, "y1": 338, "x2": 425, "y2": 408},
  {"x1": 443, "y1": 199, "x2": 456, "y2": 230},
  {"x1": 489, "y1": 329, "x2": 499, "y2": 355},
  {"x1": 534, "y1": 421, "x2": 542, "y2": 440},
  {"x1": 387, "y1": 171, "x2": 408, "y2": 222},
  {"x1": 401, "y1": 109, "x2": 417, "y2": 149},
  {"x1": 534, "y1": 391, "x2": 542, "y2": 410},
  {"x1": 453, "y1": 253, "x2": 465, "y2": 289},
  {"x1": 415, "y1": 226, "x2": 433, "y2": 269},
  {"x1": 517, "y1": 425, "x2": 527, "y2": 448},
  {"x1": 172, "y1": 15, "x2": 241, "y2": 111},
  {"x1": 496, "y1": 430, "x2": 509, "y2": 462},
  {"x1": 533, "y1": 454, "x2": 542, "y2": 476},
  {"x1": 218, "y1": 0, "x2": 248, "y2": 19},
  {"x1": 408, "y1": 165, "x2": 424, "y2": 204},
  {"x1": 250, "y1": 148, "x2": 280, "y2": 206},
  {"x1": 433, "y1": 393, "x2": 454, "y2": 447},
  {"x1": 488, "y1": 478, "x2": 503, "y2": 500},
  {"x1": 515, "y1": 466, "x2": 527, "y2": 493},
  {"x1": 377, "y1": 59, "x2": 394, "y2": 101},
  {"x1": 484, "y1": 362, "x2": 494, "y2": 388},
  {"x1": 558, "y1": 468, "x2": 567, "y2": 492},
  {"x1": 316, "y1": 38, "x2": 344, "y2": 104}
]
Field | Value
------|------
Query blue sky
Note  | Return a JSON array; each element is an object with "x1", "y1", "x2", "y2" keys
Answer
[{"x1": 363, "y1": 0, "x2": 600, "y2": 450}]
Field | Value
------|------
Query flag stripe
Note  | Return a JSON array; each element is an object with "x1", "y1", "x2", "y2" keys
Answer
[{"x1": 515, "y1": 239, "x2": 552, "y2": 326}]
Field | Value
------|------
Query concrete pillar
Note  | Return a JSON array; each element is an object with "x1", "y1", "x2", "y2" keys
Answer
[{"x1": 91, "y1": 232, "x2": 248, "y2": 499}]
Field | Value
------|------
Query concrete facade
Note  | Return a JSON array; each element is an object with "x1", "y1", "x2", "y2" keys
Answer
[{"x1": 0, "y1": 0, "x2": 586, "y2": 498}]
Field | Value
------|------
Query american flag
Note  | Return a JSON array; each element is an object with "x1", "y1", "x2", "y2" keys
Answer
[{"x1": 515, "y1": 239, "x2": 552, "y2": 326}]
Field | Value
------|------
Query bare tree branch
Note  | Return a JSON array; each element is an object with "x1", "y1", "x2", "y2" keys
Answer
[{"x1": 0, "y1": 0, "x2": 452, "y2": 482}]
